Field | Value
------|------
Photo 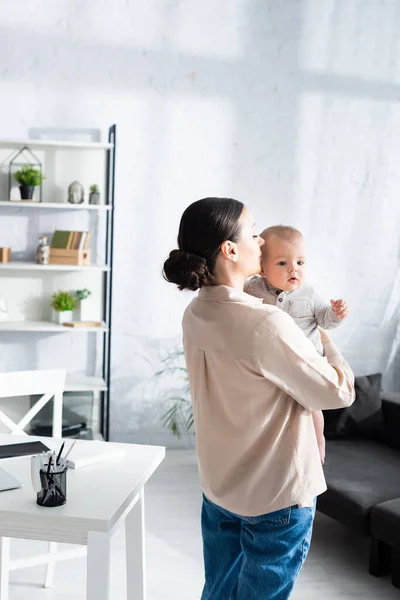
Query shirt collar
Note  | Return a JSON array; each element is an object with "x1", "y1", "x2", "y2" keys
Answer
[
  {"x1": 198, "y1": 285, "x2": 263, "y2": 305},
  {"x1": 264, "y1": 280, "x2": 285, "y2": 296}
]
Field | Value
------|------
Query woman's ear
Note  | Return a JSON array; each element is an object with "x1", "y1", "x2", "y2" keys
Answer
[{"x1": 220, "y1": 240, "x2": 238, "y2": 263}]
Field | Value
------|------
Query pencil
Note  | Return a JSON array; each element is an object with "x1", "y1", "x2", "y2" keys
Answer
[{"x1": 56, "y1": 442, "x2": 65, "y2": 466}]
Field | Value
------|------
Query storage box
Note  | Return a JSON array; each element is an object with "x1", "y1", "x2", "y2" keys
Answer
[{"x1": 49, "y1": 249, "x2": 91, "y2": 266}]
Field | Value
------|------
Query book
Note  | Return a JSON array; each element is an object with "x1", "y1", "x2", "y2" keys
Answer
[
  {"x1": 78, "y1": 232, "x2": 87, "y2": 250},
  {"x1": 71, "y1": 232, "x2": 79, "y2": 250},
  {"x1": 66, "y1": 231, "x2": 74, "y2": 249},
  {"x1": 73, "y1": 232, "x2": 83, "y2": 250},
  {"x1": 51, "y1": 231, "x2": 72, "y2": 249},
  {"x1": 83, "y1": 231, "x2": 92, "y2": 250}
]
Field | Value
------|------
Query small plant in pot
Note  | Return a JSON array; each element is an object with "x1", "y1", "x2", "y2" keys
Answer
[
  {"x1": 14, "y1": 165, "x2": 45, "y2": 201},
  {"x1": 75, "y1": 288, "x2": 91, "y2": 321},
  {"x1": 51, "y1": 291, "x2": 76, "y2": 325},
  {"x1": 89, "y1": 184, "x2": 100, "y2": 205}
]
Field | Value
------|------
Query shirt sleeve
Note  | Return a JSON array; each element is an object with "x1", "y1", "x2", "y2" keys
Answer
[
  {"x1": 243, "y1": 278, "x2": 252, "y2": 294},
  {"x1": 250, "y1": 309, "x2": 355, "y2": 412},
  {"x1": 313, "y1": 292, "x2": 342, "y2": 330}
]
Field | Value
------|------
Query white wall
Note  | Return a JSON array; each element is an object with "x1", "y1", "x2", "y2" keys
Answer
[{"x1": 1, "y1": 0, "x2": 400, "y2": 446}]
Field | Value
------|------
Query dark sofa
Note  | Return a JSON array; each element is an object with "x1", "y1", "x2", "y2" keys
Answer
[{"x1": 317, "y1": 387, "x2": 400, "y2": 589}]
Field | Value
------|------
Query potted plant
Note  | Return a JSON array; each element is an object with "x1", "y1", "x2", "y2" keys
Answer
[
  {"x1": 89, "y1": 184, "x2": 100, "y2": 205},
  {"x1": 14, "y1": 165, "x2": 45, "y2": 201},
  {"x1": 51, "y1": 291, "x2": 76, "y2": 325},
  {"x1": 75, "y1": 288, "x2": 91, "y2": 321},
  {"x1": 156, "y1": 349, "x2": 194, "y2": 439}
]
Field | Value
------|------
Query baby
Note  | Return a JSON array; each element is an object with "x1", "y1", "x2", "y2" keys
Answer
[{"x1": 245, "y1": 225, "x2": 348, "y2": 465}]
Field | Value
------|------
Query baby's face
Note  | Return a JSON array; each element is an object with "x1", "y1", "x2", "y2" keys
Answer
[{"x1": 261, "y1": 234, "x2": 306, "y2": 292}]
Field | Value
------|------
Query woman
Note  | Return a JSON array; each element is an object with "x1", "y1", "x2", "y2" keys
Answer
[{"x1": 163, "y1": 198, "x2": 355, "y2": 600}]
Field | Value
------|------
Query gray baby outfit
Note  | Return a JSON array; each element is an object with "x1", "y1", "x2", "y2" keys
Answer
[{"x1": 244, "y1": 276, "x2": 341, "y2": 355}]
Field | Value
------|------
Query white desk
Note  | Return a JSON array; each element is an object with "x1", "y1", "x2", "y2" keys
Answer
[{"x1": 0, "y1": 434, "x2": 165, "y2": 599}]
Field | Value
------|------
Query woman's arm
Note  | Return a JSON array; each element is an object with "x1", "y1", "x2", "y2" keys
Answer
[{"x1": 251, "y1": 309, "x2": 355, "y2": 412}]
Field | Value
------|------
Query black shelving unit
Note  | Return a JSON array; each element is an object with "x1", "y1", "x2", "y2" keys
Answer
[{"x1": 102, "y1": 124, "x2": 117, "y2": 440}]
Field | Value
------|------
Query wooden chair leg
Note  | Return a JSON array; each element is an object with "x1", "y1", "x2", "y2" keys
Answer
[
  {"x1": 392, "y1": 548, "x2": 400, "y2": 589},
  {"x1": 369, "y1": 537, "x2": 392, "y2": 577}
]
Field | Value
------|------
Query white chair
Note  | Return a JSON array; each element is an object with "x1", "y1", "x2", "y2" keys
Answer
[{"x1": 0, "y1": 369, "x2": 84, "y2": 599}]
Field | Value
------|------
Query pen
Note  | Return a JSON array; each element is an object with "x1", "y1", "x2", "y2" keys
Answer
[
  {"x1": 56, "y1": 442, "x2": 65, "y2": 466},
  {"x1": 47, "y1": 455, "x2": 53, "y2": 476},
  {"x1": 63, "y1": 440, "x2": 76, "y2": 461}
]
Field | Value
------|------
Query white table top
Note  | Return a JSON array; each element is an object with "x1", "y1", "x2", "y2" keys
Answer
[{"x1": 0, "y1": 434, "x2": 165, "y2": 544}]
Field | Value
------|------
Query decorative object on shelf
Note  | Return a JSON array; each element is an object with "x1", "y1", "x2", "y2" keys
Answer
[
  {"x1": 63, "y1": 321, "x2": 102, "y2": 328},
  {"x1": 68, "y1": 181, "x2": 84, "y2": 204},
  {"x1": 75, "y1": 288, "x2": 92, "y2": 321},
  {"x1": 0, "y1": 248, "x2": 10, "y2": 263},
  {"x1": 35, "y1": 236, "x2": 50, "y2": 265},
  {"x1": 50, "y1": 230, "x2": 92, "y2": 265},
  {"x1": 51, "y1": 291, "x2": 76, "y2": 325},
  {"x1": 8, "y1": 146, "x2": 43, "y2": 202},
  {"x1": 0, "y1": 299, "x2": 8, "y2": 321},
  {"x1": 89, "y1": 184, "x2": 100, "y2": 205},
  {"x1": 14, "y1": 165, "x2": 45, "y2": 201}
]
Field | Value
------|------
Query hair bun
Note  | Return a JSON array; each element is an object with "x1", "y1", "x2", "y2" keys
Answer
[{"x1": 163, "y1": 249, "x2": 211, "y2": 291}]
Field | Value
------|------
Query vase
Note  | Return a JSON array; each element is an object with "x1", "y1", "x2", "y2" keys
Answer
[
  {"x1": 36, "y1": 236, "x2": 50, "y2": 265},
  {"x1": 19, "y1": 185, "x2": 35, "y2": 200},
  {"x1": 53, "y1": 310, "x2": 73, "y2": 325},
  {"x1": 89, "y1": 191, "x2": 100, "y2": 205},
  {"x1": 75, "y1": 301, "x2": 91, "y2": 322}
]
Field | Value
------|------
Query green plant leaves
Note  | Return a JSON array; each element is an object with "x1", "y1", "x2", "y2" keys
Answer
[
  {"x1": 14, "y1": 165, "x2": 45, "y2": 187},
  {"x1": 156, "y1": 347, "x2": 194, "y2": 439},
  {"x1": 51, "y1": 291, "x2": 76, "y2": 312}
]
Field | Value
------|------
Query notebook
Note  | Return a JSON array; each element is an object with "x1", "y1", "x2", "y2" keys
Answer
[
  {"x1": 67, "y1": 443, "x2": 125, "y2": 469},
  {"x1": 0, "y1": 441, "x2": 50, "y2": 459}
]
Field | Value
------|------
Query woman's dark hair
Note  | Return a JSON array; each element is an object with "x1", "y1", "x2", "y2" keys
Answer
[{"x1": 163, "y1": 197, "x2": 244, "y2": 291}]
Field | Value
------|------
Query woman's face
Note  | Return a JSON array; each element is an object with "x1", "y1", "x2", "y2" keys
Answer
[{"x1": 236, "y1": 207, "x2": 264, "y2": 278}]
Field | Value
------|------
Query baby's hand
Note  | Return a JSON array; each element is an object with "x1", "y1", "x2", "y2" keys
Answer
[{"x1": 330, "y1": 299, "x2": 348, "y2": 320}]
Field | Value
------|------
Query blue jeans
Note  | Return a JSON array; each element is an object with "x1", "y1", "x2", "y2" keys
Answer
[{"x1": 201, "y1": 494, "x2": 315, "y2": 600}]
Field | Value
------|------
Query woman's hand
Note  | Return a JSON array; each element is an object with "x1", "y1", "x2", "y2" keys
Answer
[{"x1": 318, "y1": 327, "x2": 332, "y2": 346}]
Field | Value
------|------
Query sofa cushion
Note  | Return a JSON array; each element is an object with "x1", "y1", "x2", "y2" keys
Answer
[
  {"x1": 324, "y1": 373, "x2": 382, "y2": 440},
  {"x1": 381, "y1": 391, "x2": 400, "y2": 450},
  {"x1": 371, "y1": 499, "x2": 400, "y2": 548},
  {"x1": 317, "y1": 439, "x2": 400, "y2": 536}
]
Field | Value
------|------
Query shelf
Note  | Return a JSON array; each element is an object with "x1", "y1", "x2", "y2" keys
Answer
[
  {"x1": 0, "y1": 201, "x2": 112, "y2": 211},
  {"x1": 0, "y1": 262, "x2": 109, "y2": 272},
  {"x1": 65, "y1": 374, "x2": 107, "y2": 392},
  {"x1": 0, "y1": 321, "x2": 108, "y2": 332},
  {"x1": 0, "y1": 139, "x2": 113, "y2": 150}
]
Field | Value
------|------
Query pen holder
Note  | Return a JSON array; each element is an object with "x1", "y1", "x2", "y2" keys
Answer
[{"x1": 37, "y1": 466, "x2": 67, "y2": 507}]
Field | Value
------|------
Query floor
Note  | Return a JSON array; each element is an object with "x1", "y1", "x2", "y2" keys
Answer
[{"x1": 7, "y1": 450, "x2": 400, "y2": 599}]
